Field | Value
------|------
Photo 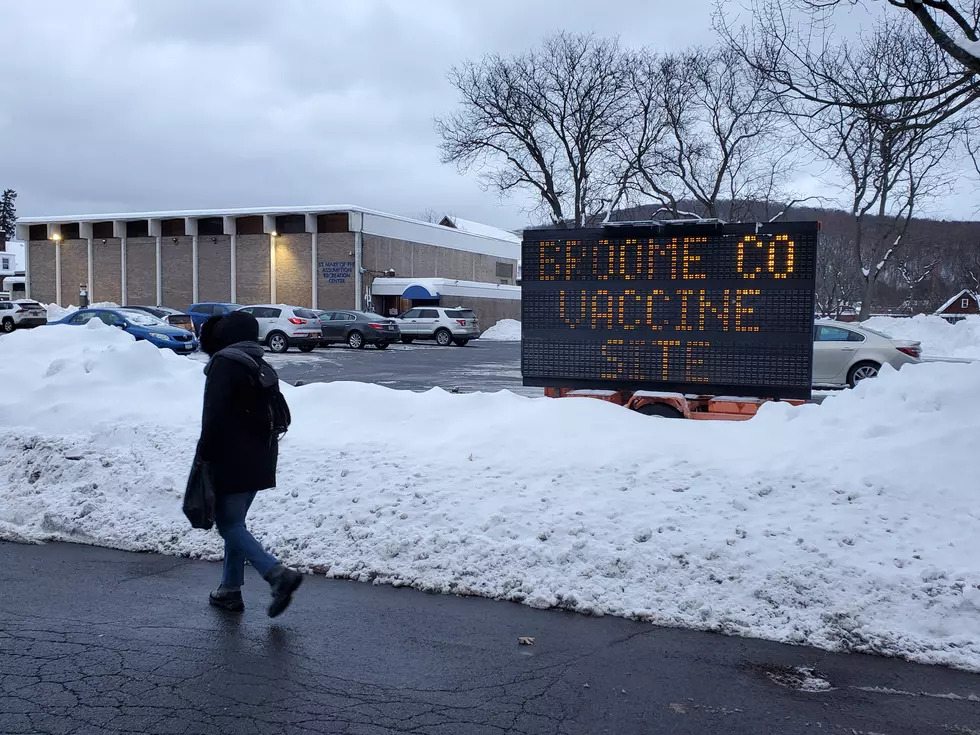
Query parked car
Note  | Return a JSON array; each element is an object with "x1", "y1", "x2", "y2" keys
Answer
[
  {"x1": 395, "y1": 306, "x2": 480, "y2": 346},
  {"x1": 50, "y1": 307, "x2": 199, "y2": 353},
  {"x1": 238, "y1": 304, "x2": 322, "y2": 353},
  {"x1": 813, "y1": 321, "x2": 921, "y2": 388},
  {"x1": 315, "y1": 310, "x2": 400, "y2": 349},
  {"x1": 126, "y1": 305, "x2": 195, "y2": 334},
  {"x1": 0, "y1": 300, "x2": 47, "y2": 333},
  {"x1": 186, "y1": 303, "x2": 242, "y2": 334}
]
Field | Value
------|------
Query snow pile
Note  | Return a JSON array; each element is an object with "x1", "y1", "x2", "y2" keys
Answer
[
  {"x1": 863, "y1": 315, "x2": 980, "y2": 361},
  {"x1": 480, "y1": 319, "x2": 521, "y2": 341},
  {"x1": 1, "y1": 326, "x2": 979, "y2": 670}
]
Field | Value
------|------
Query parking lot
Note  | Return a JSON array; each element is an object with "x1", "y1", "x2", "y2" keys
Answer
[{"x1": 259, "y1": 340, "x2": 539, "y2": 396}]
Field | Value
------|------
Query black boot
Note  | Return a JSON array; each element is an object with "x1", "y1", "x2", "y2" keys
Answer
[
  {"x1": 209, "y1": 588, "x2": 244, "y2": 612},
  {"x1": 264, "y1": 565, "x2": 303, "y2": 618}
]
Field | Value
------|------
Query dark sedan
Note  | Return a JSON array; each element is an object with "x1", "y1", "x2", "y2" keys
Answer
[
  {"x1": 315, "y1": 310, "x2": 400, "y2": 349},
  {"x1": 126, "y1": 306, "x2": 195, "y2": 334}
]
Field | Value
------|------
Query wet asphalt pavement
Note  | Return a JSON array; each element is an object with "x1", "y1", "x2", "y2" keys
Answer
[
  {"x1": 264, "y1": 340, "x2": 541, "y2": 397},
  {"x1": 2, "y1": 541, "x2": 978, "y2": 735}
]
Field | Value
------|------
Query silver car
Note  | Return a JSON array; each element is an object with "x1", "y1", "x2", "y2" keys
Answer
[
  {"x1": 396, "y1": 306, "x2": 481, "y2": 346},
  {"x1": 813, "y1": 321, "x2": 921, "y2": 388}
]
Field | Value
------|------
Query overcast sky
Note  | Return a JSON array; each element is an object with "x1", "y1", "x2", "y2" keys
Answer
[{"x1": 1, "y1": 0, "x2": 976, "y2": 229}]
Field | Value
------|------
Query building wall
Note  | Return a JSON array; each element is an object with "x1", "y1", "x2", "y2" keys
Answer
[
  {"x1": 198, "y1": 235, "x2": 231, "y2": 303},
  {"x1": 125, "y1": 237, "x2": 156, "y2": 305},
  {"x1": 315, "y1": 232, "x2": 356, "y2": 309},
  {"x1": 92, "y1": 239, "x2": 122, "y2": 305},
  {"x1": 363, "y1": 235, "x2": 518, "y2": 285},
  {"x1": 275, "y1": 234, "x2": 314, "y2": 308},
  {"x1": 60, "y1": 239, "x2": 89, "y2": 307},
  {"x1": 161, "y1": 236, "x2": 193, "y2": 310},
  {"x1": 28, "y1": 240, "x2": 56, "y2": 304},
  {"x1": 235, "y1": 234, "x2": 270, "y2": 305},
  {"x1": 469, "y1": 297, "x2": 521, "y2": 328},
  {"x1": 939, "y1": 293, "x2": 980, "y2": 315}
]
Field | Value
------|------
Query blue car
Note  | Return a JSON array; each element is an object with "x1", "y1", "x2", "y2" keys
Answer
[
  {"x1": 50, "y1": 307, "x2": 199, "y2": 353},
  {"x1": 187, "y1": 303, "x2": 242, "y2": 334}
]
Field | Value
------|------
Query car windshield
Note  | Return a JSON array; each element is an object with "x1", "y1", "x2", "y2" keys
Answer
[{"x1": 120, "y1": 310, "x2": 166, "y2": 327}]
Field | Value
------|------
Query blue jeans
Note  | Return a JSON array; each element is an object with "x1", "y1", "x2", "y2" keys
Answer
[{"x1": 214, "y1": 491, "x2": 279, "y2": 588}]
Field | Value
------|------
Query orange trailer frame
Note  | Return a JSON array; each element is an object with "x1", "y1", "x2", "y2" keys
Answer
[{"x1": 544, "y1": 387, "x2": 806, "y2": 421}]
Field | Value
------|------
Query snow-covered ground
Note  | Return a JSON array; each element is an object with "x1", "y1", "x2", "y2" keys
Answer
[
  {"x1": 480, "y1": 318, "x2": 521, "y2": 341},
  {"x1": 1, "y1": 322, "x2": 979, "y2": 670}
]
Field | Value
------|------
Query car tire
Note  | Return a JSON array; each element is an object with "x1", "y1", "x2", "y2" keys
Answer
[
  {"x1": 435, "y1": 328, "x2": 453, "y2": 346},
  {"x1": 347, "y1": 331, "x2": 365, "y2": 349},
  {"x1": 298, "y1": 344, "x2": 316, "y2": 353},
  {"x1": 635, "y1": 402, "x2": 684, "y2": 419},
  {"x1": 375, "y1": 342, "x2": 389, "y2": 350},
  {"x1": 847, "y1": 361, "x2": 880, "y2": 388},
  {"x1": 400, "y1": 336, "x2": 414, "y2": 344},
  {"x1": 452, "y1": 338, "x2": 469, "y2": 347},
  {"x1": 1, "y1": 318, "x2": 14, "y2": 334},
  {"x1": 268, "y1": 332, "x2": 290, "y2": 354}
]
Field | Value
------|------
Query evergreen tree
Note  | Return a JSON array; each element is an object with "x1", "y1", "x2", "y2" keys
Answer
[{"x1": 0, "y1": 189, "x2": 17, "y2": 241}]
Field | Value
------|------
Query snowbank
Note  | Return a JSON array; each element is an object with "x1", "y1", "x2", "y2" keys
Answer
[
  {"x1": 480, "y1": 319, "x2": 521, "y2": 341},
  {"x1": 1, "y1": 324, "x2": 979, "y2": 670},
  {"x1": 44, "y1": 302, "x2": 120, "y2": 322},
  {"x1": 863, "y1": 315, "x2": 980, "y2": 361}
]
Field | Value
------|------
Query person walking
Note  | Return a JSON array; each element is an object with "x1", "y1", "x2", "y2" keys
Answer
[{"x1": 197, "y1": 311, "x2": 303, "y2": 617}]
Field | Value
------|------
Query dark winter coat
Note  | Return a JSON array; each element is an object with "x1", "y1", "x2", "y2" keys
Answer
[{"x1": 197, "y1": 312, "x2": 278, "y2": 496}]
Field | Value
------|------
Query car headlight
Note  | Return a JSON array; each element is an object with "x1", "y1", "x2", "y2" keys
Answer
[{"x1": 149, "y1": 332, "x2": 172, "y2": 341}]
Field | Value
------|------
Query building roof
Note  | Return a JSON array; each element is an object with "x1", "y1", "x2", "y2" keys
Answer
[
  {"x1": 440, "y1": 215, "x2": 522, "y2": 244},
  {"x1": 370, "y1": 277, "x2": 521, "y2": 301},
  {"x1": 935, "y1": 289, "x2": 980, "y2": 314},
  {"x1": 17, "y1": 205, "x2": 521, "y2": 261}
]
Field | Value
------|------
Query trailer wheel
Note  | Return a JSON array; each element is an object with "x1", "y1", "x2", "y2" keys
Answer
[{"x1": 635, "y1": 402, "x2": 683, "y2": 419}]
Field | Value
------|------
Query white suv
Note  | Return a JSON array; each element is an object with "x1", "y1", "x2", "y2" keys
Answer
[
  {"x1": 238, "y1": 304, "x2": 322, "y2": 353},
  {"x1": 0, "y1": 300, "x2": 48, "y2": 333},
  {"x1": 397, "y1": 306, "x2": 481, "y2": 346}
]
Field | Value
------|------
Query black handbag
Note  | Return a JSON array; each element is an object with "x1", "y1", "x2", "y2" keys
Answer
[{"x1": 182, "y1": 458, "x2": 216, "y2": 530}]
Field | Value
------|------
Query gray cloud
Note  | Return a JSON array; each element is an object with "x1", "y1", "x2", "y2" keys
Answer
[{"x1": 1, "y1": 0, "x2": 975, "y2": 227}]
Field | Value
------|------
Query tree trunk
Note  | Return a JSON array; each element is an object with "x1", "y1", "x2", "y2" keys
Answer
[{"x1": 858, "y1": 278, "x2": 876, "y2": 321}]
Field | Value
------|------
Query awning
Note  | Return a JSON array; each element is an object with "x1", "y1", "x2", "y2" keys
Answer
[{"x1": 401, "y1": 284, "x2": 440, "y2": 299}]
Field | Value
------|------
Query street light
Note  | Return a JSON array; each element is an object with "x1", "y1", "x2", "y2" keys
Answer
[{"x1": 51, "y1": 232, "x2": 62, "y2": 242}]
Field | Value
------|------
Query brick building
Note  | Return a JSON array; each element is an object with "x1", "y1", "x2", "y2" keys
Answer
[{"x1": 16, "y1": 205, "x2": 521, "y2": 326}]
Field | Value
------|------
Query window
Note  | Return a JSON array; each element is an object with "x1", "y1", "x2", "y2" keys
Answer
[
  {"x1": 963, "y1": 298, "x2": 971, "y2": 309},
  {"x1": 98, "y1": 311, "x2": 124, "y2": 327},
  {"x1": 120, "y1": 310, "x2": 164, "y2": 327},
  {"x1": 294, "y1": 309, "x2": 319, "y2": 320},
  {"x1": 445, "y1": 309, "x2": 476, "y2": 319},
  {"x1": 401, "y1": 309, "x2": 421, "y2": 319},
  {"x1": 816, "y1": 326, "x2": 863, "y2": 342},
  {"x1": 496, "y1": 261, "x2": 515, "y2": 280},
  {"x1": 69, "y1": 311, "x2": 97, "y2": 325},
  {"x1": 1, "y1": 258, "x2": 9, "y2": 270},
  {"x1": 192, "y1": 304, "x2": 215, "y2": 315},
  {"x1": 332, "y1": 312, "x2": 355, "y2": 322},
  {"x1": 419, "y1": 309, "x2": 439, "y2": 319},
  {"x1": 816, "y1": 326, "x2": 847, "y2": 342},
  {"x1": 238, "y1": 307, "x2": 255, "y2": 315}
]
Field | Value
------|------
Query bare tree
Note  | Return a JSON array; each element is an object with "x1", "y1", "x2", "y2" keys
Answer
[
  {"x1": 619, "y1": 46, "x2": 795, "y2": 220},
  {"x1": 771, "y1": 19, "x2": 961, "y2": 319},
  {"x1": 815, "y1": 230, "x2": 863, "y2": 317},
  {"x1": 718, "y1": 0, "x2": 980, "y2": 126},
  {"x1": 437, "y1": 33, "x2": 633, "y2": 227},
  {"x1": 892, "y1": 240, "x2": 942, "y2": 312},
  {"x1": 952, "y1": 237, "x2": 980, "y2": 289}
]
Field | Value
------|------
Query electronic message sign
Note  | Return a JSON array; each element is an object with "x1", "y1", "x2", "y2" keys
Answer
[{"x1": 521, "y1": 221, "x2": 818, "y2": 400}]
